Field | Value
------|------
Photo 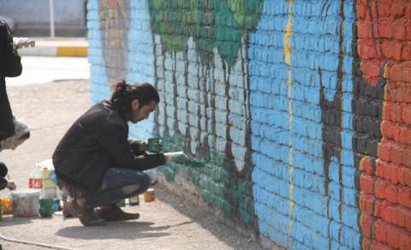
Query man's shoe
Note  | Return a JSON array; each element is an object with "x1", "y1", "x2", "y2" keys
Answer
[
  {"x1": 62, "y1": 195, "x2": 84, "y2": 219},
  {"x1": 79, "y1": 208, "x2": 106, "y2": 226},
  {"x1": 96, "y1": 205, "x2": 140, "y2": 221}
]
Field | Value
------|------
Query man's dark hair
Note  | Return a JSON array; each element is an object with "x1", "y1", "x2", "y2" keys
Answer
[{"x1": 110, "y1": 80, "x2": 160, "y2": 115}]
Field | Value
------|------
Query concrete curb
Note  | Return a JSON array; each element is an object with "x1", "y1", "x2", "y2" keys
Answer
[
  {"x1": 56, "y1": 46, "x2": 87, "y2": 57},
  {"x1": 18, "y1": 38, "x2": 88, "y2": 57}
]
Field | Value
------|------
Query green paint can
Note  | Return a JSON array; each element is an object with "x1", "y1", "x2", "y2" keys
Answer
[{"x1": 147, "y1": 138, "x2": 162, "y2": 153}]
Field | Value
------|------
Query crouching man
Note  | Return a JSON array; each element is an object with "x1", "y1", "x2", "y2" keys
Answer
[{"x1": 53, "y1": 80, "x2": 178, "y2": 226}]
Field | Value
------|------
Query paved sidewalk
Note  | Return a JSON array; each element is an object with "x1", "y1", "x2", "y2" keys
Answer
[
  {"x1": 18, "y1": 37, "x2": 88, "y2": 57},
  {"x1": 0, "y1": 80, "x2": 264, "y2": 250}
]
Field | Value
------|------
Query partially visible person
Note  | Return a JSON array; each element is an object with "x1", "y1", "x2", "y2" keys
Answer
[
  {"x1": 0, "y1": 162, "x2": 16, "y2": 191},
  {"x1": 53, "y1": 80, "x2": 183, "y2": 226},
  {"x1": 0, "y1": 19, "x2": 22, "y2": 142},
  {"x1": 0, "y1": 19, "x2": 30, "y2": 192}
]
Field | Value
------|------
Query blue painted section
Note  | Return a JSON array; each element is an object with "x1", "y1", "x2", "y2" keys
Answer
[
  {"x1": 87, "y1": 0, "x2": 110, "y2": 104},
  {"x1": 127, "y1": 0, "x2": 155, "y2": 84},
  {"x1": 127, "y1": 0, "x2": 156, "y2": 140},
  {"x1": 88, "y1": 0, "x2": 362, "y2": 248},
  {"x1": 250, "y1": 0, "x2": 292, "y2": 247},
  {"x1": 250, "y1": 0, "x2": 359, "y2": 249},
  {"x1": 340, "y1": 1, "x2": 360, "y2": 248}
]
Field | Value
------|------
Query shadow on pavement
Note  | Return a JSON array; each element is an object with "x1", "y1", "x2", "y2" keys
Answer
[
  {"x1": 0, "y1": 217, "x2": 34, "y2": 227},
  {"x1": 155, "y1": 184, "x2": 262, "y2": 250},
  {"x1": 56, "y1": 220, "x2": 194, "y2": 240}
]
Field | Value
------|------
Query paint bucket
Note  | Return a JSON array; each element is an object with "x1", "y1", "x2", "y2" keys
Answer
[{"x1": 144, "y1": 188, "x2": 155, "y2": 202}]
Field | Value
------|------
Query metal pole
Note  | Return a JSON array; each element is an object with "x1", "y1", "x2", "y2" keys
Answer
[{"x1": 49, "y1": 0, "x2": 55, "y2": 38}]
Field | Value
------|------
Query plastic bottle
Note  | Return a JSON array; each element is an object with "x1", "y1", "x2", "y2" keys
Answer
[
  {"x1": 42, "y1": 167, "x2": 55, "y2": 188},
  {"x1": 28, "y1": 166, "x2": 43, "y2": 189},
  {"x1": 40, "y1": 168, "x2": 57, "y2": 199},
  {"x1": 2, "y1": 197, "x2": 13, "y2": 214},
  {"x1": 52, "y1": 198, "x2": 61, "y2": 211}
]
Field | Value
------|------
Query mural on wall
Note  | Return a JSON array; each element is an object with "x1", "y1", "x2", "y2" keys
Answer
[
  {"x1": 89, "y1": 0, "x2": 411, "y2": 248},
  {"x1": 250, "y1": 1, "x2": 360, "y2": 248},
  {"x1": 99, "y1": 0, "x2": 130, "y2": 86},
  {"x1": 355, "y1": 0, "x2": 411, "y2": 248},
  {"x1": 148, "y1": 0, "x2": 263, "y2": 227}
]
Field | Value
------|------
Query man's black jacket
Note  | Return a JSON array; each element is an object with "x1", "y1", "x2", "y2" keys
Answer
[
  {"x1": 52, "y1": 100, "x2": 165, "y2": 191},
  {"x1": 0, "y1": 19, "x2": 22, "y2": 78}
]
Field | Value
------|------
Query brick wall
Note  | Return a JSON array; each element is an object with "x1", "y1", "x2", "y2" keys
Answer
[
  {"x1": 356, "y1": 0, "x2": 411, "y2": 249},
  {"x1": 87, "y1": 0, "x2": 411, "y2": 249}
]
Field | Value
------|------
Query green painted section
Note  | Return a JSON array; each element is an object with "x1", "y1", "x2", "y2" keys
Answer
[
  {"x1": 148, "y1": 0, "x2": 263, "y2": 228},
  {"x1": 148, "y1": 0, "x2": 263, "y2": 67},
  {"x1": 158, "y1": 133, "x2": 254, "y2": 226}
]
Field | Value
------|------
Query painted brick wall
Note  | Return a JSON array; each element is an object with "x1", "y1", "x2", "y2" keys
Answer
[
  {"x1": 87, "y1": 0, "x2": 411, "y2": 249},
  {"x1": 356, "y1": 1, "x2": 411, "y2": 249}
]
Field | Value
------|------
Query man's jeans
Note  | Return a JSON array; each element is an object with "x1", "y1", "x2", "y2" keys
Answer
[{"x1": 64, "y1": 168, "x2": 150, "y2": 208}]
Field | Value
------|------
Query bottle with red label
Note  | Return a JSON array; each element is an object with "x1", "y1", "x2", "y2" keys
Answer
[{"x1": 28, "y1": 166, "x2": 43, "y2": 189}]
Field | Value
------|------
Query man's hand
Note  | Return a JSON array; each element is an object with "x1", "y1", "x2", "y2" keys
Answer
[
  {"x1": 13, "y1": 37, "x2": 35, "y2": 49},
  {"x1": 164, "y1": 151, "x2": 186, "y2": 164},
  {"x1": 129, "y1": 140, "x2": 147, "y2": 155},
  {"x1": 6, "y1": 180, "x2": 16, "y2": 190}
]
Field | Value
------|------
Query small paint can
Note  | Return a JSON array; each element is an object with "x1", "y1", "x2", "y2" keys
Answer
[
  {"x1": 147, "y1": 138, "x2": 162, "y2": 153},
  {"x1": 128, "y1": 195, "x2": 139, "y2": 206},
  {"x1": 144, "y1": 188, "x2": 155, "y2": 202}
]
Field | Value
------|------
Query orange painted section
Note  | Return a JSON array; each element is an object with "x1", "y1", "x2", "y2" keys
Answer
[{"x1": 357, "y1": 0, "x2": 411, "y2": 248}]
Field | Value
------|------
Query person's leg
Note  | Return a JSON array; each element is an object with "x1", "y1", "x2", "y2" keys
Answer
[
  {"x1": 59, "y1": 168, "x2": 150, "y2": 225},
  {"x1": 0, "y1": 162, "x2": 8, "y2": 177},
  {"x1": 0, "y1": 81, "x2": 15, "y2": 141},
  {"x1": 84, "y1": 168, "x2": 150, "y2": 222},
  {"x1": 0, "y1": 177, "x2": 7, "y2": 190},
  {"x1": 84, "y1": 168, "x2": 150, "y2": 208},
  {"x1": 58, "y1": 178, "x2": 105, "y2": 226}
]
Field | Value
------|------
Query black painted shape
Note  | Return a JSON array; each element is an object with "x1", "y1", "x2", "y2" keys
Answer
[
  {"x1": 319, "y1": 1, "x2": 345, "y2": 246},
  {"x1": 319, "y1": 66, "x2": 343, "y2": 191},
  {"x1": 352, "y1": 0, "x2": 386, "y2": 246}
]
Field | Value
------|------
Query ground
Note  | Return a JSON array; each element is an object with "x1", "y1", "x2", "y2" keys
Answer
[{"x1": 0, "y1": 80, "x2": 265, "y2": 250}]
